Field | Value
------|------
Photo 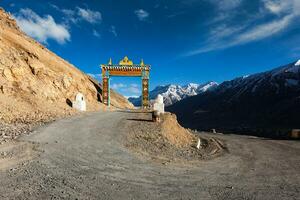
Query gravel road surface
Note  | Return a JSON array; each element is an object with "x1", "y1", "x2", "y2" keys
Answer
[{"x1": 0, "y1": 111, "x2": 299, "y2": 200}]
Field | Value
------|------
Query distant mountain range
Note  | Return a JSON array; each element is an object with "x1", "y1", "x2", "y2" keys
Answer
[
  {"x1": 128, "y1": 82, "x2": 218, "y2": 106},
  {"x1": 167, "y1": 60, "x2": 300, "y2": 139}
]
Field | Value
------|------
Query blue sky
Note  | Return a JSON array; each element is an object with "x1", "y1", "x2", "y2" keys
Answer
[{"x1": 1, "y1": 0, "x2": 300, "y2": 97}]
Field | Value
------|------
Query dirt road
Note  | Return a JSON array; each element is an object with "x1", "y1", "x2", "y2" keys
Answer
[{"x1": 0, "y1": 111, "x2": 299, "y2": 200}]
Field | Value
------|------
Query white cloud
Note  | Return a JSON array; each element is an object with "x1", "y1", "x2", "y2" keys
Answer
[
  {"x1": 109, "y1": 25, "x2": 117, "y2": 37},
  {"x1": 111, "y1": 83, "x2": 141, "y2": 95},
  {"x1": 93, "y1": 30, "x2": 101, "y2": 38},
  {"x1": 111, "y1": 83, "x2": 126, "y2": 90},
  {"x1": 185, "y1": 0, "x2": 300, "y2": 56},
  {"x1": 61, "y1": 9, "x2": 79, "y2": 24},
  {"x1": 186, "y1": 15, "x2": 294, "y2": 56},
  {"x1": 209, "y1": 0, "x2": 243, "y2": 11},
  {"x1": 77, "y1": 7, "x2": 102, "y2": 24},
  {"x1": 50, "y1": 5, "x2": 102, "y2": 25},
  {"x1": 14, "y1": 8, "x2": 70, "y2": 44},
  {"x1": 122, "y1": 84, "x2": 140, "y2": 94},
  {"x1": 263, "y1": 0, "x2": 292, "y2": 15},
  {"x1": 234, "y1": 14, "x2": 293, "y2": 43},
  {"x1": 204, "y1": 0, "x2": 245, "y2": 28},
  {"x1": 124, "y1": 95, "x2": 139, "y2": 99},
  {"x1": 134, "y1": 9, "x2": 149, "y2": 21}
]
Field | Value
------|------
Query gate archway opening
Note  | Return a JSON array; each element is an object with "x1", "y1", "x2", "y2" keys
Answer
[{"x1": 101, "y1": 56, "x2": 150, "y2": 109}]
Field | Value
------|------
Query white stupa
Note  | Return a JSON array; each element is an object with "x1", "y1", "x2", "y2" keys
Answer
[
  {"x1": 153, "y1": 94, "x2": 164, "y2": 114},
  {"x1": 73, "y1": 93, "x2": 86, "y2": 111}
]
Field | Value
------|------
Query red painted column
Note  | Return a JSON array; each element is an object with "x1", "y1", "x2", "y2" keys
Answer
[
  {"x1": 142, "y1": 78, "x2": 149, "y2": 109},
  {"x1": 102, "y1": 76, "x2": 110, "y2": 106}
]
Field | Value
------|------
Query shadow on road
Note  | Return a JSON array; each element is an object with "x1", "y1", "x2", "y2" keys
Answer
[
  {"x1": 127, "y1": 118, "x2": 153, "y2": 122},
  {"x1": 117, "y1": 110, "x2": 152, "y2": 114}
]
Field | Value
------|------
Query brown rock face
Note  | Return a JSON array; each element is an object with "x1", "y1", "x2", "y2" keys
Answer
[
  {"x1": 0, "y1": 8, "x2": 133, "y2": 123},
  {"x1": 160, "y1": 113, "x2": 196, "y2": 148}
]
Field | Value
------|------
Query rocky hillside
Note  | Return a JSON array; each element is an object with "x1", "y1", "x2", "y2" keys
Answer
[
  {"x1": 129, "y1": 82, "x2": 218, "y2": 106},
  {"x1": 0, "y1": 8, "x2": 132, "y2": 124},
  {"x1": 167, "y1": 61, "x2": 300, "y2": 139}
]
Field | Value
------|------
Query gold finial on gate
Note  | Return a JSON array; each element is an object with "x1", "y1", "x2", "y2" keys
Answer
[
  {"x1": 108, "y1": 58, "x2": 112, "y2": 65},
  {"x1": 140, "y1": 59, "x2": 145, "y2": 66},
  {"x1": 119, "y1": 56, "x2": 133, "y2": 66}
]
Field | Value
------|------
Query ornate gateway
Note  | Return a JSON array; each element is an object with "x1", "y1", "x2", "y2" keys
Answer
[{"x1": 101, "y1": 56, "x2": 150, "y2": 108}]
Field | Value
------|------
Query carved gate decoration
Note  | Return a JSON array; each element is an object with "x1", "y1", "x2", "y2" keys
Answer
[{"x1": 101, "y1": 56, "x2": 150, "y2": 108}]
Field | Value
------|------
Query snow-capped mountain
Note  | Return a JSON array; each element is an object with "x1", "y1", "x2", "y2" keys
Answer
[
  {"x1": 128, "y1": 81, "x2": 218, "y2": 106},
  {"x1": 167, "y1": 60, "x2": 300, "y2": 139}
]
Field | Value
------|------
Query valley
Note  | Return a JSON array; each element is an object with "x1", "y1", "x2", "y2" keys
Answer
[{"x1": 167, "y1": 61, "x2": 300, "y2": 139}]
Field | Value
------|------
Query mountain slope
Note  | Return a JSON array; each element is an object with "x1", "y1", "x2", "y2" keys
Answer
[
  {"x1": 129, "y1": 82, "x2": 218, "y2": 106},
  {"x1": 0, "y1": 8, "x2": 132, "y2": 123},
  {"x1": 167, "y1": 61, "x2": 300, "y2": 138}
]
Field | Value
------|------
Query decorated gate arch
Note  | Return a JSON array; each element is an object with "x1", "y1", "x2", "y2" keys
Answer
[{"x1": 101, "y1": 56, "x2": 150, "y2": 108}]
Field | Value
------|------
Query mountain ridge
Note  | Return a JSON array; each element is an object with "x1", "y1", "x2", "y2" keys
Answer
[
  {"x1": 128, "y1": 81, "x2": 218, "y2": 106},
  {"x1": 167, "y1": 60, "x2": 300, "y2": 139}
]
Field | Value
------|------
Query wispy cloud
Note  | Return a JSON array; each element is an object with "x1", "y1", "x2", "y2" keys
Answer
[
  {"x1": 167, "y1": 11, "x2": 186, "y2": 19},
  {"x1": 77, "y1": 7, "x2": 102, "y2": 24},
  {"x1": 111, "y1": 83, "x2": 126, "y2": 90},
  {"x1": 49, "y1": 5, "x2": 103, "y2": 41},
  {"x1": 185, "y1": 0, "x2": 300, "y2": 56},
  {"x1": 263, "y1": 0, "x2": 292, "y2": 15},
  {"x1": 125, "y1": 84, "x2": 140, "y2": 94},
  {"x1": 209, "y1": 0, "x2": 243, "y2": 11},
  {"x1": 13, "y1": 8, "x2": 70, "y2": 44},
  {"x1": 61, "y1": 9, "x2": 79, "y2": 25},
  {"x1": 111, "y1": 83, "x2": 140, "y2": 95},
  {"x1": 109, "y1": 25, "x2": 117, "y2": 37},
  {"x1": 50, "y1": 5, "x2": 102, "y2": 25},
  {"x1": 187, "y1": 14, "x2": 294, "y2": 56},
  {"x1": 134, "y1": 9, "x2": 149, "y2": 21},
  {"x1": 93, "y1": 30, "x2": 101, "y2": 38}
]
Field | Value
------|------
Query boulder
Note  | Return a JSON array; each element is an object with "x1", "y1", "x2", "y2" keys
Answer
[{"x1": 290, "y1": 129, "x2": 300, "y2": 139}]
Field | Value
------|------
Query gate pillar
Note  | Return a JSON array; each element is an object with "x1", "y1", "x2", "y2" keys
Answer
[
  {"x1": 102, "y1": 71, "x2": 110, "y2": 106},
  {"x1": 142, "y1": 70, "x2": 149, "y2": 109}
]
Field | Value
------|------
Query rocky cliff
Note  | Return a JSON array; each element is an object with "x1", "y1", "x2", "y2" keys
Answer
[{"x1": 0, "y1": 8, "x2": 133, "y2": 124}]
